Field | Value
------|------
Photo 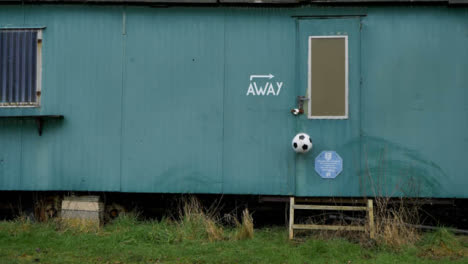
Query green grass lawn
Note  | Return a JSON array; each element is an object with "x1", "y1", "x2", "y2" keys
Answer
[{"x1": 0, "y1": 216, "x2": 467, "y2": 264}]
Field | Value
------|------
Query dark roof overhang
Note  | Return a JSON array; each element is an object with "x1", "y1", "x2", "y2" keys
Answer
[{"x1": 0, "y1": 0, "x2": 466, "y2": 6}]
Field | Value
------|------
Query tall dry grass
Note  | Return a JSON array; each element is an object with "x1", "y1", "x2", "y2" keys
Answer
[
  {"x1": 360, "y1": 145, "x2": 424, "y2": 248},
  {"x1": 177, "y1": 196, "x2": 254, "y2": 241},
  {"x1": 176, "y1": 196, "x2": 224, "y2": 241},
  {"x1": 228, "y1": 208, "x2": 254, "y2": 240},
  {"x1": 372, "y1": 197, "x2": 420, "y2": 248}
]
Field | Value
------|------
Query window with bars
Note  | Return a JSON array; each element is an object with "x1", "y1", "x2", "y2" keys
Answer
[{"x1": 0, "y1": 29, "x2": 42, "y2": 107}]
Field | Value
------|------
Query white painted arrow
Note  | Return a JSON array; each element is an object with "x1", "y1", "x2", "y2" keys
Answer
[{"x1": 250, "y1": 74, "x2": 274, "y2": 81}]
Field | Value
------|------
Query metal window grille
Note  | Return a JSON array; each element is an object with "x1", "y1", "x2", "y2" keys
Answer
[{"x1": 0, "y1": 29, "x2": 40, "y2": 106}]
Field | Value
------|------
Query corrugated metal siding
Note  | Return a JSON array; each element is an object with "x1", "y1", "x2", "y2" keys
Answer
[
  {"x1": 0, "y1": 5, "x2": 467, "y2": 198},
  {"x1": 0, "y1": 30, "x2": 37, "y2": 105}
]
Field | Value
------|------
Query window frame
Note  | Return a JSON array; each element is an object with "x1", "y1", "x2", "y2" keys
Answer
[
  {"x1": 307, "y1": 35, "x2": 348, "y2": 120},
  {"x1": 0, "y1": 28, "x2": 43, "y2": 108}
]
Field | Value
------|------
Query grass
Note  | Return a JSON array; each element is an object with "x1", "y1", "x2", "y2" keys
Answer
[
  {"x1": 1, "y1": 196, "x2": 466, "y2": 263},
  {"x1": 1, "y1": 217, "x2": 467, "y2": 264}
]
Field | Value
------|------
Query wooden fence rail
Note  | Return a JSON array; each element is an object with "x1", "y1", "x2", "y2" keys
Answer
[{"x1": 289, "y1": 197, "x2": 375, "y2": 239}]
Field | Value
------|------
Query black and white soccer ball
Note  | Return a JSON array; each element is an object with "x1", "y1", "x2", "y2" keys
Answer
[{"x1": 292, "y1": 133, "x2": 313, "y2": 153}]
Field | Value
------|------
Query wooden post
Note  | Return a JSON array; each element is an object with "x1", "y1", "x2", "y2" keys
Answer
[
  {"x1": 289, "y1": 197, "x2": 295, "y2": 239},
  {"x1": 367, "y1": 199, "x2": 375, "y2": 239}
]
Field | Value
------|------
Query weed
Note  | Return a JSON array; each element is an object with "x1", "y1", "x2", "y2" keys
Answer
[
  {"x1": 57, "y1": 218, "x2": 100, "y2": 233},
  {"x1": 233, "y1": 209, "x2": 254, "y2": 240},
  {"x1": 360, "y1": 145, "x2": 424, "y2": 248},
  {"x1": 111, "y1": 211, "x2": 140, "y2": 228},
  {"x1": 205, "y1": 218, "x2": 225, "y2": 241},
  {"x1": 176, "y1": 196, "x2": 225, "y2": 241},
  {"x1": 418, "y1": 228, "x2": 468, "y2": 260},
  {"x1": 372, "y1": 197, "x2": 420, "y2": 249}
]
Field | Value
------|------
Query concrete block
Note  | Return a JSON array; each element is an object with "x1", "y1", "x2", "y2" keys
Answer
[{"x1": 61, "y1": 196, "x2": 104, "y2": 228}]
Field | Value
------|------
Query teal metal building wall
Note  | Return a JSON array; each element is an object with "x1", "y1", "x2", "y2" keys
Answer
[{"x1": 0, "y1": 4, "x2": 467, "y2": 198}]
